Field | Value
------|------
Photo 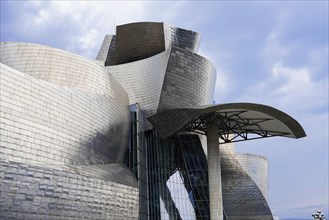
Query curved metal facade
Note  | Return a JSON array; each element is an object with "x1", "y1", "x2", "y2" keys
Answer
[
  {"x1": 102, "y1": 22, "x2": 216, "y2": 125},
  {"x1": 0, "y1": 42, "x2": 112, "y2": 95},
  {"x1": 105, "y1": 49, "x2": 171, "y2": 119},
  {"x1": 163, "y1": 24, "x2": 201, "y2": 53},
  {"x1": 0, "y1": 62, "x2": 129, "y2": 165},
  {"x1": 0, "y1": 161, "x2": 138, "y2": 220},
  {"x1": 237, "y1": 153, "x2": 269, "y2": 200},
  {"x1": 157, "y1": 47, "x2": 216, "y2": 112},
  {"x1": 219, "y1": 144, "x2": 273, "y2": 220},
  {"x1": 105, "y1": 22, "x2": 201, "y2": 66},
  {"x1": 0, "y1": 42, "x2": 138, "y2": 219}
]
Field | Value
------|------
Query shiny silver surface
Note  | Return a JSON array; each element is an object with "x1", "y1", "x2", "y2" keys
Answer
[
  {"x1": 102, "y1": 23, "x2": 216, "y2": 130},
  {"x1": 157, "y1": 47, "x2": 216, "y2": 112},
  {"x1": 0, "y1": 160, "x2": 138, "y2": 220},
  {"x1": 219, "y1": 143, "x2": 273, "y2": 220},
  {"x1": 163, "y1": 23, "x2": 200, "y2": 53},
  {"x1": 237, "y1": 153, "x2": 269, "y2": 200},
  {"x1": 0, "y1": 41, "x2": 138, "y2": 219},
  {"x1": 0, "y1": 42, "x2": 113, "y2": 95},
  {"x1": 96, "y1": 35, "x2": 114, "y2": 62},
  {"x1": 0, "y1": 63, "x2": 129, "y2": 165},
  {"x1": 105, "y1": 49, "x2": 171, "y2": 119},
  {"x1": 104, "y1": 22, "x2": 201, "y2": 66}
]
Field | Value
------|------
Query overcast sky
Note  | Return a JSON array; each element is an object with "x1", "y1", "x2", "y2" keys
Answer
[{"x1": 1, "y1": 1, "x2": 328, "y2": 219}]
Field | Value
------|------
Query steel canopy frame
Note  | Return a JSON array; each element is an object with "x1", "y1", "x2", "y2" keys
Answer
[
  {"x1": 185, "y1": 110, "x2": 292, "y2": 143},
  {"x1": 148, "y1": 103, "x2": 307, "y2": 140}
]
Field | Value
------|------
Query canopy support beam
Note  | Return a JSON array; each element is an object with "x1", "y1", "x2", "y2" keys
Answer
[{"x1": 207, "y1": 117, "x2": 223, "y2": 220}]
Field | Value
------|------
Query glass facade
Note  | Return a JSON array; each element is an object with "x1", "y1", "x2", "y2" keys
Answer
[
  {"x1": 128, "y1": 104, "x2": 149, "y2": 219},
  {"x1": 129, "y1": 105, "x2": 231, "y2": 220},
  {"x1": 145, "y1": 131, "x2": 211, "y2": 220}
]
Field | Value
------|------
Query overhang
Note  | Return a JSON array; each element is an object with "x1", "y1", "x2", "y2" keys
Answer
[{"x1": 148, "y1": 103, "x2": 306, "y2": 142}]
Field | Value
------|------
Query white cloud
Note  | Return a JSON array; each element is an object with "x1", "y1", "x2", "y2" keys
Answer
[
  {"x1": 241, "y1": 9, "x2": 328, "y2": 115},
  {"x1": 256, "y1": 63, "x2": 327, "y2": 111},
  {"x1": 260, "y1": 10, "x2": 290, "y2": 66},
  {"x1": 13, "y1": 1, "x2": 189, "y2": 58}
]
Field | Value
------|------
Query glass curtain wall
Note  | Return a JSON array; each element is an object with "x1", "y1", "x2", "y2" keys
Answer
[
  {"x1": 128, "y1": 104, "x2": 215, "y2": 220},
  {"x1": 146, "y1": 131, "x2": 210, "y2": 220},
  {"x1": 129, "y1": 104, "x2": 149, "y2": 220}
]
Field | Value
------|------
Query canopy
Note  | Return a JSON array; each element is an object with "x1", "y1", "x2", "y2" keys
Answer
[{"x1": 148, "y1": 103, "x2": 306, "y2": 142}]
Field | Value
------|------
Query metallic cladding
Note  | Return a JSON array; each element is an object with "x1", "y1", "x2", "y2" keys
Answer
[
  {"x1": 106, "y1": 22, "x2": 166, "y2": 65},
  {"x1": 104, "y1": 22, "x2": 201, "y2": 66},
  {"x1": 219, "y1": 144, "x2": 273, "y2": 220},
  {"x1": 157, "y1": 47, "x2": 216, "y2": 112},
  {"x1": 163, "y1": 24, "x2": 200, "y2": 53},
  {"x1": 0, "y1": 42, "x2": 113, "y2": 96},
  {"x1": 105, "y1": 48, "x2": 171, "y2": 120},
  {"x1": 105, "y1": 46, "x2": 216, "y2": 121},
  {"x1": 237, "y1": 153, "x2": 269, "y2": 201},
  {"x1": 0, "y1": 161, "x2": 138, "y2": 220},
  {"x1": 0, "y1": 47, "x2": 137, "y2": 218},
  {"x1": 0, "y1": 64, "x2": 129, "y2": 165},
  {"x1": 96, "y1": 35, "x2": 114, "y2": 62}
]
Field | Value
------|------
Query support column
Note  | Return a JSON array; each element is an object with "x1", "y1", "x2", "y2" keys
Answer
[{"x1": 207, "y1": 122, "x2": 223, "y2": 220}]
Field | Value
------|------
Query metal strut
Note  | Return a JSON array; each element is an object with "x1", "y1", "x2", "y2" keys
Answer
[{"x1": 185, "y1": 110, "x2": 291, "y2": 143}]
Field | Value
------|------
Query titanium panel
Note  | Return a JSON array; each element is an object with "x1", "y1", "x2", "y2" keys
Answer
[
  {"x1": 237, "y1": 153, "x2": 269, "y2": 200},
  {"x1": 219, "y1": 143, "x2": 273, "y2": 220},
  {"x1": 104, "y1": 22, "x2": 201, "y2": 66},
  {"x1": 0, "y1": 160, "x2": 138, "y2": 220},
  {"x1": 105, "y1": 48, "x2": 171, "y2": 120},
  {"x1": 157, "y1": 47, "x2": 216, "y2": 112},
  {"x1": 0, "y1": 63, "x2": 129, "y2": 165},
  {"x1": 163, "y1": 24, "x2": 200, "y2": 53},
  {"x1": 96, "y1": 35, "x2": 114, "y2": 62},
  {"x1": 0, "y1": 42, "x2": 112, "y2": 95},
  {"x1": 106, "y1": 22, "x2": 166, "y2": 65}
]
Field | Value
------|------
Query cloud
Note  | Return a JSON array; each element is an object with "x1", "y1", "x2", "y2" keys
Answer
[
  {"x1": 2, "y1": 1, "x2": 192, "y2": 59},
  {"x1": 15, "y1": 1, "x2": 151, "y2": 58},
  {"x1": 238, "y1": 8, "x2": 328, "y2": 116},
  {"x1": 247, "y1": 62, "x2": 328, "y2": 113}
]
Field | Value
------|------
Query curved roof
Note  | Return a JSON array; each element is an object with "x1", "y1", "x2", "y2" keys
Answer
[{"x1": 148, "y1": 103, "x2": 306, "y2": 141}]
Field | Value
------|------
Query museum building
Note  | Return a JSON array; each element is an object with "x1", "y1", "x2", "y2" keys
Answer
[{"x1": 0, "y1": 22, "x2": 306, "y2": 220}]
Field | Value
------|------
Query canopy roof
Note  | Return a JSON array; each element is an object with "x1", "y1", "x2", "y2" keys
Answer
[{"x1": 148, "y1": 103, "x2": 306, "y2": 142}]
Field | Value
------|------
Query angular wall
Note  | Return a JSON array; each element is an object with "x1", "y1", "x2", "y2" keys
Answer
[
  {"x1": 105, "y1": 49, "x2": 171, "y2": 119},
  {"x1": 100, "y1": 22, "x2": 216, "y2": 124},
  {"x1": 105, "y1": 22, "x2": 201, "y2": 66},
  {"x1": 157, "y1": 47, "x2": 216, "y2": 112}
]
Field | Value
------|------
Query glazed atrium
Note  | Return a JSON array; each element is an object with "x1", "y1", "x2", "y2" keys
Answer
[{"x1": 0, "y1": 22, "x2": 306, "y2": 220}]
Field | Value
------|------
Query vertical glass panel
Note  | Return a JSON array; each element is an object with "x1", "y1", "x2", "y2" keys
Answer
[{"x1": 166, "y1": 170, "x2": 196, "y2": 220}]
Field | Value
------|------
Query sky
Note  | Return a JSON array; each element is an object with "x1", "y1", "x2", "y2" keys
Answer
[{"x1": 0, "y1": 0, "x2": 328, "y2": 219}]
